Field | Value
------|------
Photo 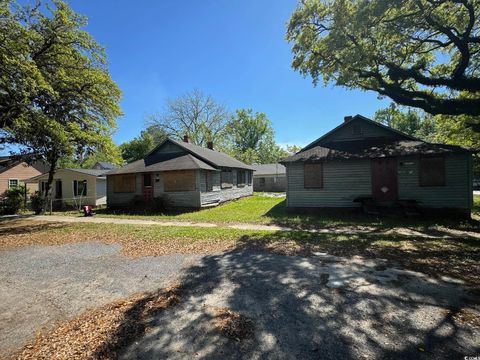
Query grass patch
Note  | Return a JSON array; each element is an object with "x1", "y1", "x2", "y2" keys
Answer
[{"x1": 51, "y1": 193, "x2": 480, "y2": 231}]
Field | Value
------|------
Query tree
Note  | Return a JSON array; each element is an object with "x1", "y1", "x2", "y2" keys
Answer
[
  {"x1": 0, "y1": 1, "x2": 122, "y2": 206},
  {"x1": 147, "y1": 89, "x2": 229, "y2": 147},
  {"x1": 119, "y1": 125, "x2": 166, "y2": 163},
  {"x1": 226, "y1": 109, "x2": 288, "y2": 164},
  {"x1": 373, "y1": 103, "x2": 436, "y2": 141},
  {"x1": 286, "y1": 0, "x2": 480, "y2": 117}
]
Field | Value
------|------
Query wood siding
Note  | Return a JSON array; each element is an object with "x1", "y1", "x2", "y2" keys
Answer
[
  {"x1": 286, "y1": 153, "x2": 472, "y2": 210},
  {"x1": 0, "y1": 162, "x2": 43, "y2": 195},
  {"x1": 199, "y1": 169, "x2": 253, "y2": 206},
  {"x1": 286, "y1": 159, "x2": 371, "y2": 208},
  {"x1": 253, "y1": 175, "x2": 286, "y2": 192}
]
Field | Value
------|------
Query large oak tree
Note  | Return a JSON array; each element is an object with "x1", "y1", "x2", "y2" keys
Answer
[
  {"x1": 0, "y1": 0, "x2": 122, "y2": 205},
  {"x1": 287, "y1": 0, "x2": 480, "y2": 117}
]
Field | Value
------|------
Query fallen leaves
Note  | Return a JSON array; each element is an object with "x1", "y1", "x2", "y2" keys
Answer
[
  {"x1": 12, "y1": 284, "x2": 181, "y2": 360},
  {"x1": 208, "y1": 306, "x2": 254, "y2": 341}
]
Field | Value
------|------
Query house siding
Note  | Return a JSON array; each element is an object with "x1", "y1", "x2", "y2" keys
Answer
[
  {"x1": 253, "y1": 175, "x2": 286, "y2": 192},
  {"x1": 0, "y1": 162, "x2": 43, "y2": 195},
  {"x1": 397, "y1": 153, "x2": 471, "y2": 209},
  {"x1": 286, "y1": 153, "x2": 472, "y2": 210},
  {"x1": 33, "y1": 170, "x2": 103, "y2": 206},
  {"x1": 199, "y1": 169, "x2": 253, "y2": 206},
  {"x1": 286, "y1": 159, "x2": 372, "y2": 208}
]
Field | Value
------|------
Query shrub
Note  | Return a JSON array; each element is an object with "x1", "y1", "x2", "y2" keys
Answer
[
  {"x1": 1, "y1": 185, "x2": 26, "y2": 215},
  {"x1": 30, "y1": 192, "x2": 46, "y2": 215}
]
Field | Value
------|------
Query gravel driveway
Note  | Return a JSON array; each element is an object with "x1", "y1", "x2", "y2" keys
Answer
[
  {"x1": 0, "y1": 242, "x2": 198, "y2": 356},
  {"x1": 122, "y1": 250, "x2": 480, "y2": 360}
]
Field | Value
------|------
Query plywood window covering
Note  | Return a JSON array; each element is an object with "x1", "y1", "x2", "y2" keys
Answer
[
  {"x1": 221, "y1": 169, "x2": 233, "y2": 189},
  {"x1": 237, "y1": 170, "x2": 246, "y2": 186},
  {"x1": 205, "y1": 171, "x2": 213, "y2": 192},
  {"x1": 304, "y1": 163, "x2": 323, "y2": 188},
  {"x1": 113, "y1": 174, "x2": 136, "y2": 193},
  {"x1": 420, "y1": 156, "x2": 445, "y2": 187},
  {"x1": 164, "y1": 170, "x2": 196, "y2": 192}
]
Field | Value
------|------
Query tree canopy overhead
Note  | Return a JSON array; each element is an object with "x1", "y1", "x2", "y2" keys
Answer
[{"x1": 286, "y1": 0, "x2": 480, "y2": 117}]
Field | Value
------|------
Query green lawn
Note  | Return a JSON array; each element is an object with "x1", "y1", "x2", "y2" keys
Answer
[{"x1": 53, "y1": 193, "x2": 480, "y2": 230}]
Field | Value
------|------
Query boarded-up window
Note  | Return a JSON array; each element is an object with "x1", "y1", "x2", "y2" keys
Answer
[
  {"x1": 221, "y1": 169, "x2": 233, "y2": 188},
  {"x1": 164, "y1": 170, "x2": 196, "y2": 192},
  {"x1": 205, "y1": 171, "x2": 213, "y2": 192},
  {"x1": 113, "y1": 175, "x2": 136, "y2": 193},
  {"x1": 420, "y1": 157, "x2": 445, "y2": 187},
  {"x1": 237, "y1": 170, "x2": 246, "y2": 186},
  {"x1": 304, "y1": 163, "x2": 323, "y2": 188}
]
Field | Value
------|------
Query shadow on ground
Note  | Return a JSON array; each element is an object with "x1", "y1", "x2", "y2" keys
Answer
[{"x1": 121, "y1": 249, "x2": 480, "y2": 360}]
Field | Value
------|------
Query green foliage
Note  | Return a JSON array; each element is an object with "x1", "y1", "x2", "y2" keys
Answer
[
  {"x1": 373, "y1": 104, "x2": 436, "y2": 141},
  {"x1": 30, "y1": 192, "x2": 45, "y2": 215},
  {"x1": 0, "y1": 185, "x2": 25, "y2": 215},
  {"x1": 225, "y1": 109, "x2": 288, "y2": 164},
  {"x1": 119, "y1": 125, "x2": 166, "y2": 163},
  {"x1": 286, "y1": 0, "x2": 480, "y2": 116},
  {"x1": 0, "y1": 0, "x2": 122, "y2": 201}
]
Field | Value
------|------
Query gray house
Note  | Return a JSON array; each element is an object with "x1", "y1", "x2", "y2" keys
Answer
[
  {"x1": 281, "y1": 115, "x2": 474, "y2": 217},
  {"x1": 107, "y1": 137, "x2": 254, "y2": 208},
  {"x1": 252, "y1": 164, "x2": 286, "y2": 192}
]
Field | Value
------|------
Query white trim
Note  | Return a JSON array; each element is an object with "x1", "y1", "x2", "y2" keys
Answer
[{"x1": 8, "y1": 178, "x2": 19, "y2": 189}]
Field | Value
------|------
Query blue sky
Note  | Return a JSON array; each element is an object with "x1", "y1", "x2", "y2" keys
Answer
[{"x1": 22, "y1": 1, "x2": 390, "y2": 150}]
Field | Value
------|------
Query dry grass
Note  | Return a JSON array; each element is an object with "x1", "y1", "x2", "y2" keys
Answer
[
  {"x1": 443, "y1": 308, "x2": 480, "y2": 329},
  {"x1": 12, "y1": 284, "x2": 181, "y2": 360},
  {"x1": 209, "y1": 306, "x2": 254, "y2": 341}
]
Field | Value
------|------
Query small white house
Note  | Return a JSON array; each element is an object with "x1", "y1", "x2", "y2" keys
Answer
[{"x1": 26, "y1": 168, "x2": 109, "y2": 207}]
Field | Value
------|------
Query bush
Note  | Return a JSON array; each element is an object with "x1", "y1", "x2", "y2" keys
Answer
[
  {"x1": 0, "y1": 185, "x2": 26, "y2": 215},
  {"x1": 30, "y1": 192, "x2": 46, "y2": 215}
]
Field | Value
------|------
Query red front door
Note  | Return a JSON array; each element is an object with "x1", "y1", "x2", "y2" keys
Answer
[
  {"x1": 142, "y1": 173, "x2": 154, "y2": 202},
  {"x1": 371, "y1": 158, "x2": 398, "y2": 203}
]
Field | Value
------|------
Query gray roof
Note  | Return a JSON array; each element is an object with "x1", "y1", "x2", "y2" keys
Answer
[
  {"x1": 93, "y1": 162, "x2": 118, "y2": 170},
  {"x1": 251, "y1": 163, "x2": 286, "y2": 176},
  {"x1": 107, "y1": 154, "x2": 218, "y2": 175},
  {"x1": 67, "y1": 168, "x2": 111, "y2": 176},
  {"x1": 165, "y1": 138, "x2": 255, "y2": 170},
  {"x1": 282, "y1": 140, "x2": 472, "y2": 163}
]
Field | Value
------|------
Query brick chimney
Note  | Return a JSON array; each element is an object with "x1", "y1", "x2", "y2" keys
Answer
[
  {"x1": 344, "y1": 116, "x2": 353, "y2": 123},
  {"x1": 183, "y1": 134, "x2": 190, "y2": 143},
  {"x1": 207, "y1": 141, "x2": 214, "y2": 150}
]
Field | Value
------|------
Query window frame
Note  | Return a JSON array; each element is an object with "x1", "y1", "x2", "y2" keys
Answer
[
  {"x1": 73, "y1": 179, "x2": 87, "y2": 197},
  {"x1": 419, "y1": 156, "x2": 446, "y2": 187},
  {"x1": 8, "y1": 178, "x2": 19, "y2": 189},
  {"x1": 236, "y1": 170, "x2": 246, "y2": 187},
  {"x1": 220, "y1": 169, "x2": 233, "y2": 189},
  {"x1": 303, "y1": 162, "x2": 324, "y2": 189},
  {"x1": 113, "y1": 174, "x2": 136, "y2": 193}
]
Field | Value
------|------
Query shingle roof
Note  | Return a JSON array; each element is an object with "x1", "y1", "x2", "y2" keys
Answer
[
  {"x1": 107, "y1": 154, "x2": 218, "y2": 175},
  {"x1": 282, "y1": 139, "x2": 473, "y2": 163},
  {"x1": 67, "y1": 168, "x2": 111, "y2": 176},
  {"x1": 251, "y1": 163, "x2": 286, "y2": 176},
  {"x1": 94, "y1": 162, "x2": 118, "y2": 170},
  {"x1": 165, "y1": 138, "x2": 255, "y2": 170}
]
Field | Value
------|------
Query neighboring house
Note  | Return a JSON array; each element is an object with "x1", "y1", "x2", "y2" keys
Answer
[
  {"x1": 0, "y1": 156, "x2": 49, "y2": 195},
  {"x1": 281, "y1": 115, "x2": 474, "y2": 217},
  {"x1": 252, "y1": 164, "x2": 286, "y2": 192},
  {"x1": 26, "y1": 168, "x2": 109, "y2": 207},
  {"x1": 92, "y1": 162, "x2": 118, "y2": 170},
  {"x1": 106, "y1": 136, "x2": 254, "y2": 208}
]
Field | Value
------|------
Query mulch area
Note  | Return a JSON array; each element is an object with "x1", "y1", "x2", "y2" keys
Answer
[{"x1": 11, "y1": 284, "x2": 181, "y2": 360}]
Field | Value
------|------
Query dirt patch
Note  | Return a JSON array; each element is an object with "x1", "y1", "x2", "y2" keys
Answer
[
  {"x1": 12, "y1": 284, "x2": 181, "y2": 360},
  {"x1": 208, "y1": 306, "x2": 254, "y2": 341}
]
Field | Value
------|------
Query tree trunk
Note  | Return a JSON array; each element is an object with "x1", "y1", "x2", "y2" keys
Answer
[{"x1": 42, "y1": 155, "x2": 57, "y2": 214}]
